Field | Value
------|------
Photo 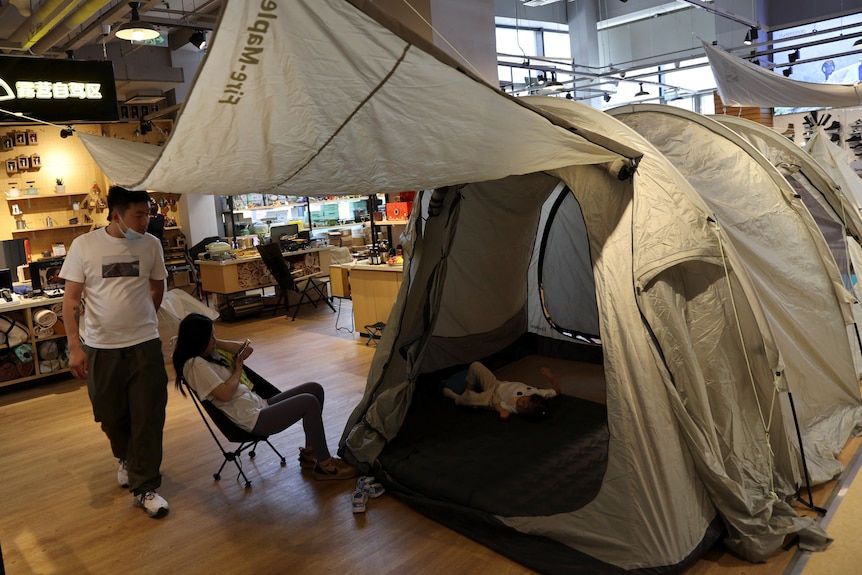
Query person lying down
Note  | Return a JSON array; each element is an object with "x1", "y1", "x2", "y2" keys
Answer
[{"x1": 442, "y1": 361, "x2": 561, "y2": 420}]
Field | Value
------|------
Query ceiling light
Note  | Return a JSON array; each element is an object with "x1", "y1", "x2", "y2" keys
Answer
[
  {"x1": 744, "y1": 27, "x2": 758, "y2": 46},
  {"x1": 59, "y1": 127, "x2": 74, "y2": 139},
  {"x1": 541, "y1": 71, "x2": 564, "y2": 90},
  {"x1": 635, "y1": 83, "x2": 649, "y2": 97},
  {"x1": 189, "y1": 30, "x2": 207, "y2": 50},
  {"x1": 789, "y1": 49, "x2": 800, "y2": 63},
  {"x1": 603, "y1": 93, "x2": 611, "y2": 103},
  {"x1": 783, "y1": 67, "x2": 793, "y2": 77},
  {"x1": 854, "y1": 38, "x2": 862, "y2": 47},
  {"x1": 115, "y1": 2, "x2": 160, "y2": 41}
]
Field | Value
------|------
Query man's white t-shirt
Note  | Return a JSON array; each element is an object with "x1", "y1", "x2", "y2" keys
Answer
[
  {"x1": 184, "y1": 356, "x2": 267, "y2": 432},
  {"x1": 60, "y1": 227, "x2": 167, "y2": 349}
]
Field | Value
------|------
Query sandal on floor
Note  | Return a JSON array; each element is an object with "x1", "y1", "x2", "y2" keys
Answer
[{"x1": 298, "y1": 447, "x2": 316, "y2": 469}]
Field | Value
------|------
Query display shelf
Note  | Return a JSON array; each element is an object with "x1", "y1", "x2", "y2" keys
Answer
[
  {"x1": 0, "y1": 298, "x2": 71, "y2": 388},
  {"x1": 12, "y1": 222, "x2": 93, "y2": 234},
  {"x1": 5, "y1": 192, "x2": 88, "y2": 200}
]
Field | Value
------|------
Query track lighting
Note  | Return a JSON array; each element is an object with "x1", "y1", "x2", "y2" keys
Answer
[
  {"x1": 634, "y1": 83, "x2": 649, "y2": 97},
  {"x1": 59, "y1": 127, "x2": 74, "y2": 139},
  {"x1": 743, "y1": 26, "x2": 758, "y2": 46},
  {"x1": 789, "y1": 49, "x2": 800, "y2": 63},
  {"x1": 115, "y1": 2, "x2": 160, "y2": 41},
  {"x1": 189, "y1": 30, "x2": 207, "y2": 50},
  {"x1": 783, "y1": 67, "x2": 793, "y2": 77},
  {"x1": 603, "y1": 93, "x2": 611, "y2": 103}
]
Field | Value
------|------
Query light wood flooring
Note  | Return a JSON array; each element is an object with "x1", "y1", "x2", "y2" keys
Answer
[{"x1": 0, "y1": 299, "x2": 859, "y2": 575}]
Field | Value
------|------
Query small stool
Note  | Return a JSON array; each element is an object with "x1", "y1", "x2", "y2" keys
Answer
[{"x1": 364, "y1": 322, "x2": 386, "y2": 346}]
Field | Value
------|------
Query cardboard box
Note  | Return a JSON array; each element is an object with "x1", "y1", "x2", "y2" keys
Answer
[{"x1": 386, "y1": 202, "x2": 412, "y2": 221}]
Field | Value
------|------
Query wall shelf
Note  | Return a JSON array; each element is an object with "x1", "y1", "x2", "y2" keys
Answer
[{"x1": 12, "y1": 222, "x2": 93, "y2": 234}]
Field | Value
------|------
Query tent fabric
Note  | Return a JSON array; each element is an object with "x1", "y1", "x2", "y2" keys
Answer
[
  {"x1": 711, "y1": 116, "x2": 862, "y2": 379},
  {"x1": 711, "y1": 116, "x2": 862, "y2": 244},
  {"x1": 703, "y1": 41, "x2": 862, "y2": 108},
  {"x1": 340, "y1": 96, "x2": 856, "y2": 568},
  {"x1": 77, "y1": 0, "x2": 641, "y2": 197},
  {"x1": 609, "y1": 105, "x2": 862, "y2": 487}
]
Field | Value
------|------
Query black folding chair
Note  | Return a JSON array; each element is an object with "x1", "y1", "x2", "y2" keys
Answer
[
  {"x1": 185, "y1": 365, "x2": 287, "y2": 488},
  {"x1": 256, "y1": 243, "x2": 335, "y2": 320}
]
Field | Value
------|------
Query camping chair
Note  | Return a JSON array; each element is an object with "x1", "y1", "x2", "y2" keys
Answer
[
  {"x1": 256, "y1": 243, "x2": 336, "y2": 321},
  {"x1": 185, "y1": 365, "x2": 287, "y2": 488}
]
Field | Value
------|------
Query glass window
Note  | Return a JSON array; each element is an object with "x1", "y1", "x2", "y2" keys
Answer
[{"x1": 543, "y1": 31, "x2": 571, "y2": 59}]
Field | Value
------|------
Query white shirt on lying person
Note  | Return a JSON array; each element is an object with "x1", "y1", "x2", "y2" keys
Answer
[{"x1": 496, "y1": 381, "x2": 557, "y2": 414}]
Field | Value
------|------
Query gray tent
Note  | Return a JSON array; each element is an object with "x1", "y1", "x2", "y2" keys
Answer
[
  {"x1": 340, "y1": 98, "x2": 856, "y2": 572},
  {"x1": 608, "y1": 105, "x2": 862, "y2": 487}
]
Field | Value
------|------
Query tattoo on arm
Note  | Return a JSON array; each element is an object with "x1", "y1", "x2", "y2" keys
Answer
[{"x1": 71, "y1": 304, "x2": 83, "y2": 330}]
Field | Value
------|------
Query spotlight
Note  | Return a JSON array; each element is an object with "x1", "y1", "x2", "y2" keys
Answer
[
  {"x1": 789, "y1": 49, "x2": 800, "y2": 63},
  {"x1": 635, "y1": 83, "x2": 649, "y2": 97},
  {"x1": 783, "y1": 67, "x2": 793, "y2": 77},
  {"x1": 59, "y1": 127, "x2": 74, "y2": 139},
  {"x1": 189, "y1": 30, "x2": 207, "y2": 50},
  {"x1": 140, "y1": 119, "x2": 153, "y2": 135},
  {"x1": 565, "y1": 92, "x2": 573, "y2": 100},
  {"x1": 603, "y1": 93, "x2": 611, "y2": 103},
  {"x1": 536, "y1": 73, "x2": 546, "y2": 85},
  {"x1": 115, "y1": 2, "x2": 160, "y2": 41},
  {"x1": 744, "y1": 26, "x2": 758, "y2": 46}
]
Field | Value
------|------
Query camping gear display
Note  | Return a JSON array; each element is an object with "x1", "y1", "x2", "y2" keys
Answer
[
  {"x1": 205, "y1": 241, "x2": 231, "y2": 257},
  {"x1": 72, "y1": 1, "x2": 862, "y2": 571},
  {"x1": 32, "y1": 308, "x2": 58, "y2": 339},
  {"x1": 0, "y1": 315, "x2": 28, "y2": 347},
  {"x1": 341, "y1": 96, "x2": 861, "y2": 571}
]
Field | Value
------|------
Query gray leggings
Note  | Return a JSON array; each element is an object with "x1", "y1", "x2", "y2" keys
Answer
[{"x1": 251, "y1": 382, "x2": 330, "y2": 460}]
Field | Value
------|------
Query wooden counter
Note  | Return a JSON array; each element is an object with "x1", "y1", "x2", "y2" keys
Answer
[
  {"x1": 197, "y1": 246, "x2": 331, "y2": 295},
  {"x1": 331, "y1": 261, "x2": 403, "y2": 333}
]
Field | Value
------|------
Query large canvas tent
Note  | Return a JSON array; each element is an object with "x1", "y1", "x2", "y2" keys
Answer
[
  {"x1": 608, "y1": 105, "x2": 862, "y2": 486},
  {"x1": 70, "y1": 1, "x2": 862, "y2": 572},
  {"x1": 338, "y1": 95, "x2": 858, "y2": 572}
]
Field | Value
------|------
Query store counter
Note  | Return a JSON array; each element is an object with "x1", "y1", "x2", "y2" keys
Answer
[
  {"x1": 330, "y1": 261, "x2": 403, "y2": 333},
  {"x1": 197, "y1": 246, "x2": 331, "y2": 295}
]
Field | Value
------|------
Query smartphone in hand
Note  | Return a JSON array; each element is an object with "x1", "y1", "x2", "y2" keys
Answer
[{"x1": 236, "y1": 338, "x2": 251, "y2": 357}]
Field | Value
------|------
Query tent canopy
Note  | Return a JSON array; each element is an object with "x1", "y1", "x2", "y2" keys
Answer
[
  {"x1": 703, "y1": 41, "x2": 862, "y2": 108},
  {"x1": 78, "y1": 0, "x2": 641, "y2": 197}
]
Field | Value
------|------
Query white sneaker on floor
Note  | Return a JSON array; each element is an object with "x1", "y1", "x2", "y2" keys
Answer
[
  {"x1": 135, "y1": 491, "x2": 169, "y2": 518},
  {"x1": 117, "y1": 460, "x2": 129, "y2": 488}
]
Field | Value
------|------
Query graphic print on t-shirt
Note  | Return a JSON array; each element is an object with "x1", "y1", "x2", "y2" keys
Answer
[{"x1": 102, "y1": 255, "x2": 141, "y2": 278}]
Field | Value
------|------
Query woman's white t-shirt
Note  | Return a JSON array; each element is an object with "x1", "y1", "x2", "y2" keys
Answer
[{"x1": 184, "y1": 355, "x2": 267, "y2": 432}]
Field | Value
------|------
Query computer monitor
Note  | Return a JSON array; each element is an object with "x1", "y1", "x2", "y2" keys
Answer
[
  {"x1": 0, "y1": 268, "x2": 12, "y2": 291},
  {"x1": 29, "y1": 258, "x2": 65, "y2": 293},
  {"x1": 269, "y1": 223, "x2": 299, "y2": 244}
]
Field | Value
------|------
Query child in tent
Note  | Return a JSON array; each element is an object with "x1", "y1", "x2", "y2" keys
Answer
[{"x1": 442, "y1": 361, "x2": 561, "y2": 420}]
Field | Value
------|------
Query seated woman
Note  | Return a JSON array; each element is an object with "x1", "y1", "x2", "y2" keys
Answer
[{"x1": 173, "y1": 313, "x2": 357, "y2": 481}]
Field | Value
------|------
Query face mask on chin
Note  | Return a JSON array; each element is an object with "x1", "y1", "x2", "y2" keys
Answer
[{"x1": 116, "y1": 216, "x2": 145, "y2": 241}]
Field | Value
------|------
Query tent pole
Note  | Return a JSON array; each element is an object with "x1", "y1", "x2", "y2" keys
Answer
[{"x1": 787, "y1": 390, "x2": 827, "y2": 515}]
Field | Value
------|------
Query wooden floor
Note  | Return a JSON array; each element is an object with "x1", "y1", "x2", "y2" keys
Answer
[{"x1": 0, "y1": 299, "x2": 859, "y2": 575}]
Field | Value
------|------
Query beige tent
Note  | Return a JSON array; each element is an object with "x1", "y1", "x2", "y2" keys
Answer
[{"x1": 73, "y1": 1, "x2": 861, "y2": 572}]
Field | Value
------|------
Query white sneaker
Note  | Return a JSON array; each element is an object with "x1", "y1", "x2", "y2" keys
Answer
[
  {"x1": 117, "y1": 460, "x2": 129, "y2": 488},
  {"x1": 135, "y1": 491, "x2": 169, "y2": 518}
]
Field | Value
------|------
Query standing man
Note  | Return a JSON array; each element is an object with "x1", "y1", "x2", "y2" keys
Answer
[{"x1": 61, "y1": 186, "x2": 170, "y2": 518}]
